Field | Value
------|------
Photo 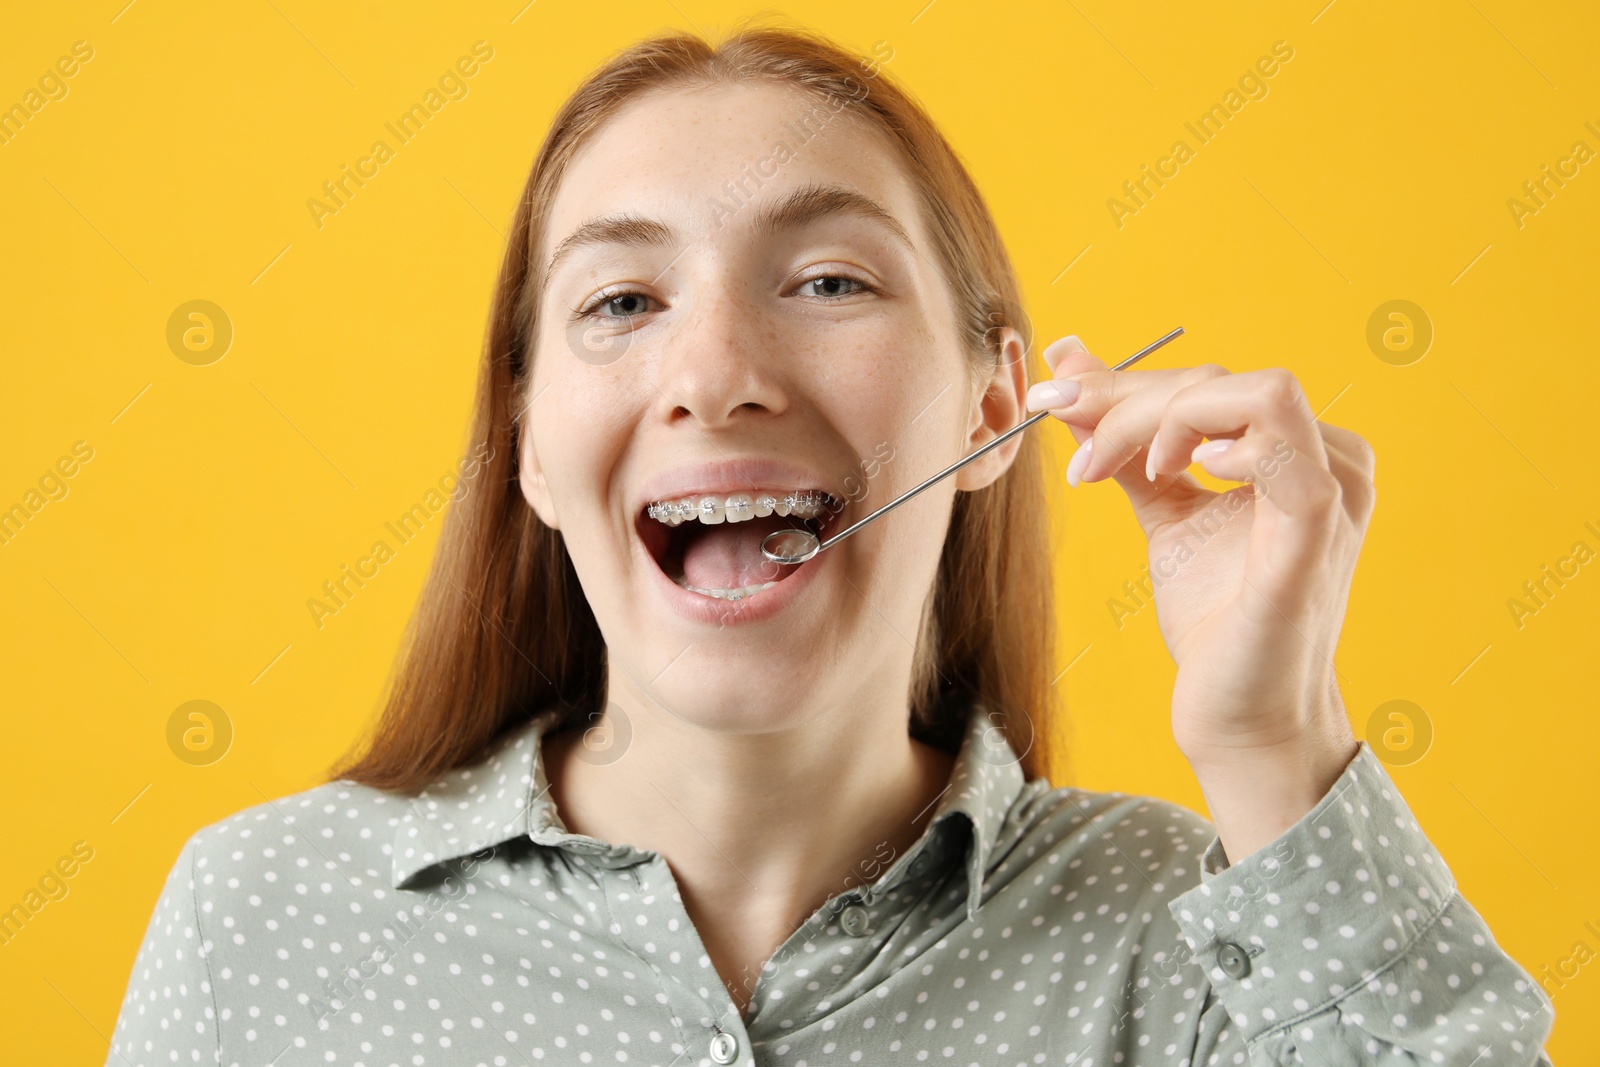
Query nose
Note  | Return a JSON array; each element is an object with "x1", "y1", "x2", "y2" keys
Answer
[{"x1": 652, "y1": 290, "x2": 789, "y2": 429}]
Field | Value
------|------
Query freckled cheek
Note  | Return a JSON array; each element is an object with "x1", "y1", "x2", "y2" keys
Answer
[
  {"x1": 527, "y1": 362, "x2": 636, "y2": 535},
  {"x1": 823, "y1": 319, "x2": 953, "y2": 461}
]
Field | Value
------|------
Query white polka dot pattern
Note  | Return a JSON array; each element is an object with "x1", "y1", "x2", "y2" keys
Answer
[{"x1": 105, "y1": 705, "x2": 1556, "y2": 1066}]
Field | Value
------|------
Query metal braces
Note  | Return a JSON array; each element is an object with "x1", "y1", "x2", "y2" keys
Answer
[{"x1": 646, "y1": 489, "x2": 831, "y2": 525}]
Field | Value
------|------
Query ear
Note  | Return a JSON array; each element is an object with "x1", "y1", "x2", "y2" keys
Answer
[
  {"x1": 517, "y1": 414, "x2": 561, "y2": 530},
  {"x1": 953, "y1": 326, "x2": 1029, "y2": 491}
]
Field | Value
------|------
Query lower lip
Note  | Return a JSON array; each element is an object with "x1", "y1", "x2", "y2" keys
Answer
[{"x1": 640, "y1": 534, "x2": 829, "y2": 626}]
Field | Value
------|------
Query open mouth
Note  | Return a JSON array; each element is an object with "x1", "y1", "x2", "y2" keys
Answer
[{"x1": 636, "y1": 489, "x2": 842, "y2": 601}]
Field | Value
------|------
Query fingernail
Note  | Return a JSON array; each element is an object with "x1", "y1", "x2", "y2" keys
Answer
[
  {"x1": 1043, "y1": 334, "x2": 1090, "y2": 372},
  {"x1": 1066, "y1": 437, "x2": 1094, "y2": 488},
  {"x1": 1145, "y1": 430, "x2": 1161, "y2": 481},
  {"x1": 1192, "y1": 439, "x2": 1234, "y2": 462},
  {"x1": 1025, "y1": 378, "x2": 1081, "y2": 412}
]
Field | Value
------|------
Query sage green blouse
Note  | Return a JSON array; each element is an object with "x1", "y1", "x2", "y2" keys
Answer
[{"x1": 108, "y1": 700, "x2": 1556, "y2": 1066}]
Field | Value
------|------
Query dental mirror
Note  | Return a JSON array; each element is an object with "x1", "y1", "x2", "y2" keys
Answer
[{"x1": 760, "y1": 327, "x2": 1186, "y2": 566}]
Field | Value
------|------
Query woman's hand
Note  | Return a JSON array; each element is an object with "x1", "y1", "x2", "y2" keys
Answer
[{"x1": 1028, "y1": 335, "x2": 1371, "y2": 862}]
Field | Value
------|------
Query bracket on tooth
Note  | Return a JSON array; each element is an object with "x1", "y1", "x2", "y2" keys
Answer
[{"x1": 647, "y1": 490, "x2": 832, "y2": 525}]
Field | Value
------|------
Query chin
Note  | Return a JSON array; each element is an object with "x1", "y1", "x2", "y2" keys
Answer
[{"x1": 613, "y1": 655, "x2": 839, "y2": 736}]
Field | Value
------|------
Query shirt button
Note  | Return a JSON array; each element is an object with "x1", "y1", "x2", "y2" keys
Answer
[
  {"x1": 709, "y1": 1030, "x2": 738, "y2": 1063},
  {"x1": 1216, "y1": 941, "x2": 1251, "y2": 979},
  {"x1": 839, "y1": 903, "x2": 871, "y2": 937}
]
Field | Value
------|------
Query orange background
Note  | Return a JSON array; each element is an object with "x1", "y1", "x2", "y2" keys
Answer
[{"x1": 1, "y1": 1, "x2": 1594, "y2": 1060}]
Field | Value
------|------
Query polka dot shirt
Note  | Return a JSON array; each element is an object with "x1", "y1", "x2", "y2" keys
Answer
[{"x1": 107, "y1": 702, "x2": 1555, "y2": 1066}]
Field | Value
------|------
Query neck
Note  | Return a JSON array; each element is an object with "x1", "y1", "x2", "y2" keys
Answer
[{"x1": 541, "y1": 677, "x2": 958, "y2": 1016}]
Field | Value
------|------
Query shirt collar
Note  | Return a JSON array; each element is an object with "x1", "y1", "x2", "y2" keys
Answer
[{"x1": 390, "y1": 696, "x2": 1029, "y2": 921}]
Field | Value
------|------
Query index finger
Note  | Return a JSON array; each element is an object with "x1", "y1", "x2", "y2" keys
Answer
[{"x1": 1028, "y1": 363, "x2": 1207, "y2": 426}]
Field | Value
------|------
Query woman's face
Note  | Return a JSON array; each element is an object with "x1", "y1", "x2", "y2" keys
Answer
[{"x1": 521, "y1": 81, "x2": 1024, "y2": 732}]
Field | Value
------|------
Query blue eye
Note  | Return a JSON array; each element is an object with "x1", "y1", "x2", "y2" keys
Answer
[
  {"x1": 798, "y1": 276, "x2": 869, "y2": 299},
  {"x1": 579, "y1": 290, "x2": 657, "y2": 320},
  {"x1": 576, "y1": 275, "x2": 872, "y2": 319}
]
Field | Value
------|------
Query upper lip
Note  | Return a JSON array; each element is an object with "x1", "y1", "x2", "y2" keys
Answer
[{"x1": 633, "y1": 459, "x2": 843, "y2": 515}]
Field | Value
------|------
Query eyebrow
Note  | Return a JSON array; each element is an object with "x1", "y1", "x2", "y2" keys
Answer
[{"x1": 542, "y1": 183, "x2": 915, "y2": 280}]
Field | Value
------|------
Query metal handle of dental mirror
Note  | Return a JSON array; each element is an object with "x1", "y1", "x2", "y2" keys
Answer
[{"x1": 760, "y1": 326, "x2": 1187, "y2": 566}]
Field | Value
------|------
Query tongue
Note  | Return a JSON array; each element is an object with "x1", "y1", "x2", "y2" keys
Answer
[{"x1": 681, "y1": 516, "x2": 798, "y2": 590}]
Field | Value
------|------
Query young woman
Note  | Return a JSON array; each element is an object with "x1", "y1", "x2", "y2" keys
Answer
[{"x1": 109, "y1": 26, "x2": 1555, "y2": 1067}]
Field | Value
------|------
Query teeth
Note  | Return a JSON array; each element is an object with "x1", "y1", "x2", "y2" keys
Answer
[
  {"x1": 673, "y1": 576, "x2": 781, "y2": 600},
  {"x1": 646, "y1": 489, "x2": 832, "y2": 526},
  {"x1": 696, "y1": 495, "x2": 725, "y2": 524}
]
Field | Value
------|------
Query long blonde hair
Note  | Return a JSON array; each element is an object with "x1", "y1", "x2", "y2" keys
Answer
[{"x1": 328, "y1": 22, "x2": 1057, "y2": 790}]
